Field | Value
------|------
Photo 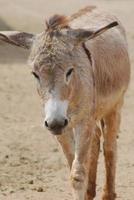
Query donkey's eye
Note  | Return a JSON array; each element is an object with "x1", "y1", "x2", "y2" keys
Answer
[
  {"x1": 66, "y1": 68, "x2": 74, "y2": 78},
  {"x1": 65, "y1": 68, "x2": 74, "y2": 84},
  {"x1": 32, "y1": 72, "x2": 40, "y2": 80}
]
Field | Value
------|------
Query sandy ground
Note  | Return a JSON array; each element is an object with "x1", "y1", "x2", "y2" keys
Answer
[{"x1": 0, "y1": 0, "x2": 134, "y2": 199}]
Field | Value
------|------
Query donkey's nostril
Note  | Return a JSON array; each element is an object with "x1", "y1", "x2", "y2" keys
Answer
[
  {"x1": 64, "y1": 118, "x2": 68, "y2": 127},
  {"x1": 45, "y1": 121, "x2": 48, "y2": 127}
]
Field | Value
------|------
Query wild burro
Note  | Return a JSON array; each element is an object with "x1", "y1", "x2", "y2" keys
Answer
[{"x1": 0, "y1": 6, "x2": 130, "y2": 200}]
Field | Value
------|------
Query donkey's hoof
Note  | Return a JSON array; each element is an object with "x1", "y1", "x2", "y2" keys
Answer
[{"x1": 102, "y1": 192, "x2": 116, "y2": 200}]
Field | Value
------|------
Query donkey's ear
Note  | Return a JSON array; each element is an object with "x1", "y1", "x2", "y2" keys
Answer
[
  {"x1": 68, "y1": 21, "x2": 118, "y2": 43},
  {"x1": 0, "y1": 31, "x2": 35, "y2": 49}
]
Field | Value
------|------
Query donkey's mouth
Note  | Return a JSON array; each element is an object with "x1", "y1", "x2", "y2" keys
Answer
[
  {"x1": 50, "y1": 129, "x2": 63, "y2": 135},
  {"x1": 46, "y1": 126, "x2": 63, "y2": 135}
]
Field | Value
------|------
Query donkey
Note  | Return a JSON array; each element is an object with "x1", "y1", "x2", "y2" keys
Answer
[{"x1": 0, "y1": 6, "x2": 130, "y2": 200}]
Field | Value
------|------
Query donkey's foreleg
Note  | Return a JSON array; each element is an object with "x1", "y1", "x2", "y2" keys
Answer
[
  {"x1": 56, "y1": 128, "x2": 75, "y2": 168},
  {"x1": 71, "y1": 121, "x2": 95, "y2": 200},
  {"x1": 86, "y1": 125, "x2": 101, "y2": 200}
]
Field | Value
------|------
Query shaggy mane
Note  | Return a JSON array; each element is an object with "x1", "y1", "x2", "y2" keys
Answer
[
  {"x1": 45, "y1": 6, "x2": 96, "y2": 32},
  {"x1": 46, "y1": 15, "x2": 69, "y2": 31}
]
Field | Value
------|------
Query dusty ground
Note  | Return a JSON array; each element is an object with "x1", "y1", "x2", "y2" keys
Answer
[{"x1": 0, "y1": 0, "x2": 134, "y2": 199}]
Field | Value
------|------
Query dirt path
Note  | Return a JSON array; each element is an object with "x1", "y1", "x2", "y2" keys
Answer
[{"x1": 0, "y1": 0, "x2": 134, "y2": 199}]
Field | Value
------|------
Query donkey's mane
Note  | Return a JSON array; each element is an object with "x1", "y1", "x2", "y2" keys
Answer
[
  {"x1": 29, "y1": 6, "x2": 97, "y2": 67},
  {"x1": 46, "y1": 15, "x2": 69, "y2": 31},
  {"x1": 46, "y1": 6, "x2": 96, "y2": 32}
]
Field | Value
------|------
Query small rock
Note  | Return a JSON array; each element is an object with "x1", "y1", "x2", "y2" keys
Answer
[
  {"x1": 10, "y1": 190, "x2": 14, "y2": 194},
  {"x1": 37, "y1": 187, "x2": 43, "y2": 192},
  {"x1": 20, "y1": 187, "x2": 25, "y2": 190},
  {"x1": 28, "y1": 180, "x2": 34, "y2": 184},
  {"x1": 5, "y1": 155, "x2": 9, "y2": 159},
  {"x1": 52, "y1": 148, "x2": 58, "y2": 152}
]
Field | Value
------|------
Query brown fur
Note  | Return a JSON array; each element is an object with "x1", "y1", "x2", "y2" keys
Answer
[
  {"x1": 45, "y1": 6, "x2": 96, "y2": 32},
  {"x1": 46, "y1": 14, "x2": 69, "y2": 32},
  {"x1": 29, "y1": 8, "x2": 130, "y2": 200}
]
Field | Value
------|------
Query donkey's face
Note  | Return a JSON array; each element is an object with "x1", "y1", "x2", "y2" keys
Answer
[
  {"x1": 0, "y1": 15, "x2": 118, "y2": 135},
  {"x1": 29, "y1": 32, "x2": 79, "y2": 135},
  {"x1": 32, "y1": 63, "x2": 73, "y2": 134}
]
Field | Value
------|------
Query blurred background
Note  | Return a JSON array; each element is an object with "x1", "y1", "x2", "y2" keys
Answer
[{"x1": 0, "y1": 0, "x2": 134, "y2": 199}]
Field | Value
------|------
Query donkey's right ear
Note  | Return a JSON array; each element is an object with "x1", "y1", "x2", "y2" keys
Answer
[
  {"x1": 0, "y1": 31, "x2": 35, "y2": 49},
  {"x1": 67, "y1": 21, "x2": 118, "y2": 43}
]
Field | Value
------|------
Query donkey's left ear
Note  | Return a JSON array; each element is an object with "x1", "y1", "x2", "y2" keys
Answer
[
  {"x1": 0, "y1": 31, "x2": 35, "y2": 49},
  {"x1": 68, "y1": 21, "x2": 118, "y2": 43}
]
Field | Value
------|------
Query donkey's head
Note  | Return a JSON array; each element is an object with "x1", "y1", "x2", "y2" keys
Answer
[{"x1": 0, "y1": 15, "x2": 118, "y2": 135}]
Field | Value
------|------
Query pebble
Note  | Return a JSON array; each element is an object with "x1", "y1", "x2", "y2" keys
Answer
[{"x1": 37, "y1": 187, "x2": 43, "y2": 192}]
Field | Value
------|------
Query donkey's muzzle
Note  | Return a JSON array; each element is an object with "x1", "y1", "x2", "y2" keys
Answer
[{"x1": 44, "y1": 118, "x2": 68, "y2": 135}]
